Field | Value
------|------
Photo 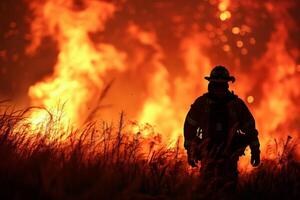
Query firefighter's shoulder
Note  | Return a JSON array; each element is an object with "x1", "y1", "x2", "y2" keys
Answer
[
  {"x1": 191, "y1": 93, "x2": 210, "y2": 108},
  {"x1": 228, "y1": 92, "x2": 244, "y2": 105},
  {"x1": 234, "y1": 95, "x2": 248, "y2": 108}
]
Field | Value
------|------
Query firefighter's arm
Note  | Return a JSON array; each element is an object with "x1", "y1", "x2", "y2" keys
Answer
[
  {"x1": 183, "y1": 101, "x2": 201, "y2": 167},
  {"x1": 237, "y1": 99, "x2": 260, "y2": 166},
  {"x1": 183, "y1": 103, "x2": 200, "y2": 150}
]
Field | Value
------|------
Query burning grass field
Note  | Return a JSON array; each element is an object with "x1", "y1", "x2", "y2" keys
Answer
[
  {"x1": 1, "y1": 0, "x2": 300, "y2": 199},
  {"x1": 0, "y1": 107, "x2": 299, "y2": 200}
]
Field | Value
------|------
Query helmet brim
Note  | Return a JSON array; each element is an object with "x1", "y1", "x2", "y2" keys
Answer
[{"x1": 204, "y1": 76, "x2": 235, "y2": 83}]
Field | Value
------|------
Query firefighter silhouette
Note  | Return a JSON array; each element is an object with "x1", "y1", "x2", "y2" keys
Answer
[{"x1": 184, "y1": 65, "x2": 260, "y2": 190}]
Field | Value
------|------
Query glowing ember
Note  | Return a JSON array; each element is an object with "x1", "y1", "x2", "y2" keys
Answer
[
  {"x1": 247, "y1": 96, "x2": 254, "y2": 104},
  {"x1": 223, "y1": 44, "x2": 231, "y2": 52},
  {"x1": 236, "y1": 40, "x2": 243, "y2": 48},
  {"x1": 218, "y1": 0, "x2": 230, "y2": 11},
  {"x1": 232, "y1": 27, "x2": 240, "y2": 35},
  {"x1": 219, "y1": 11, "x2": 231, "y2": 21}
]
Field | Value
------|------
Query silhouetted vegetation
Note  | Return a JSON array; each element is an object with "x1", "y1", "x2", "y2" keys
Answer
[{"x1": 0, "y1": 107, "x2": 299, "y2": 200}]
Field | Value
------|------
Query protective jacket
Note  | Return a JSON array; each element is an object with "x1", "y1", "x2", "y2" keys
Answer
[{"x1": 184, "y1": 91, "x2": 260, "y2": 159}]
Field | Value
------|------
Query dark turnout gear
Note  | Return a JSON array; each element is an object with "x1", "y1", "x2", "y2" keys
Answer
[
  {"x1": 187, "y1": 149, "x2": 198, "y2": 167},
  {"x1": 184, "y1": 92, "x2": 260, "y2": 164},
  {"x1": 184, "y1": 65, "x2": 260, "y2": 191}
]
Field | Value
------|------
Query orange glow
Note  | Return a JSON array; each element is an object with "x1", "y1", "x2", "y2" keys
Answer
[
  {"x1": 232, "y1": 27, "x2": 240, "y2": 34},
  {"x1": 218, "y1": 0, "x2": 230, "y2": 11},
  {"x1": 26, "y1": 0, "x2": 126, "y2": 129},
  {"x1": 219, "y1": 11, "x2": 231, "y2": 21},
  {"x1": 241, "y1": 48, "x2": 248, "y2": 55},
  {"x1": 249, "y1": 37, "x2": 256, "y2": 45},
  {"x1": 218, "y1": 0, "x2": 231, "y2": 21},
  {"x1": 223, "y1": 44, "x2": 231, "y2": 52},
  {"x1": 237, "y1": 40, "x2": 243, "y2": 48},
  {"x1": 15, "y1": 0, "x2": 299, "y2": 171},
  {"x1": 247, "y1": 96, "x2": 254, "y2": 104}
]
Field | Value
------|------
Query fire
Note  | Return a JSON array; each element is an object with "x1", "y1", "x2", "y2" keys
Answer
[
  {"x1": 3, "y1": 0, "x2": 297, "y2": 168},
  {"x1": 137, "y1": 31, "x2": 211, "y2": 142},
  {"x1": 254, "y1": 22, "x2": 299, "y2": 149},
  {"x1": 26, "y1": 0, "x2": 126, "y2": 128},
  {"x1": 127, "y1": 24, "x2": 180, "y2": 140}
]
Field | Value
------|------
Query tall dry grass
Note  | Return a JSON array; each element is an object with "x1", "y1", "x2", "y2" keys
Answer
[{"x1": 0, "y1": 106, "x2": 299, "y2": 200}]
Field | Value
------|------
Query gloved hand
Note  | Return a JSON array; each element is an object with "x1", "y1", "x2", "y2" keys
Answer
[
  {"x1": 251, "y1": 151, "x2": 260, "y2": 167},
  {"x1": 188, "y1": 154, "x2": 198, "y2": 167},
  {"x1": 187, "y1": 148, "x2": 198, "y2": 167}
]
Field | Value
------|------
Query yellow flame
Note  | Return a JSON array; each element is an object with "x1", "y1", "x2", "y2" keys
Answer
[
  {"x1": 27, "y1": 0, "x2": 126, "y2": 129},
  {"x1": 22, "y1": 0, "x2": 299, "y2": 165}
]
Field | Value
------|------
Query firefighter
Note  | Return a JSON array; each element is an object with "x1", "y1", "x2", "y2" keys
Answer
[{"x1": 183, "y1": 65, "x2": 260, "y2": 190}]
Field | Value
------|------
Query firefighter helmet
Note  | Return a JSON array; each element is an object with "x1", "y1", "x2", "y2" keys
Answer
[{"x1": 205, "y1": 65, "x2": 235, "y2": 83}]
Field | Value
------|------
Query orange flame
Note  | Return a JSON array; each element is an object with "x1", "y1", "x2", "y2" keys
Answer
[
  {"x1": 26, "y1": 0, "x2": 126, "y2": 127},
  {"x1": 22, "y1": 0, "x2": 300, "y2": 168}
]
